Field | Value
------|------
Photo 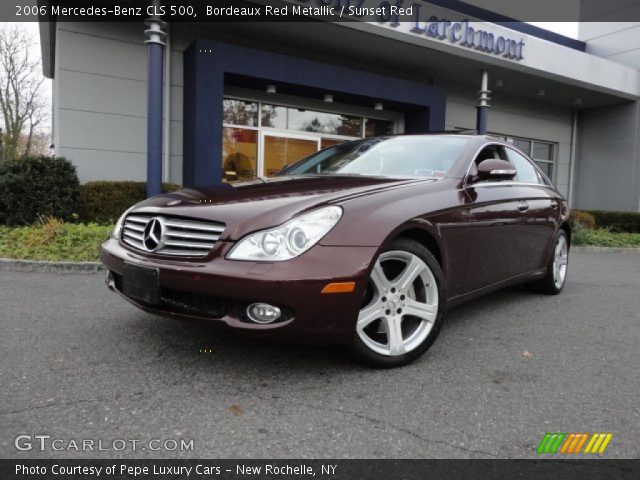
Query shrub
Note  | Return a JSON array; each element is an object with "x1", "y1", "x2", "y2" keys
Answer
[
  {"x1": 76, "y1": 181, "x2": 182, "y2": 224},
  {"x1": 570, "y1": 227, "x2": 640, "y2": 248},
  {"x1": 36, "y1": 215, "x2": 66, "y2": 243},
  {"x1": 569, "y1": 210, "x2": 596, "y2": 230},
  {"x1": 586, "y1": 210, "x2": 640, "y2": 233},
  {"x1": 570, "y1": 223, "x2": 589, "y2": 245},
  {"x1": 0, "y1": 220, "x2": 112, "y2": 262},
  {"x1": 0, "y1": 156, "x2": 80, "y2": 226}
]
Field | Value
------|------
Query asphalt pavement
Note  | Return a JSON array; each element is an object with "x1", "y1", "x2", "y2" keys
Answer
[{"x1": 1, "y1": 250, "x2": 639, "y2": 459}]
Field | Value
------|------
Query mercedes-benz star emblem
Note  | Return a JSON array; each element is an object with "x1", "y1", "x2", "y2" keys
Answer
[{"x1": 142, "y1": 217, "x2": 164, "y2": 252}]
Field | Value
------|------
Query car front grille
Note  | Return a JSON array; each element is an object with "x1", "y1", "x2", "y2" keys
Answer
[
  {"x1": 160, "y1": 288, "x2": 231, "y2": 318},
  {"x1": 122, "y1": 213, "x2": 225, "y2": 257},
  {"x1": 111, "y1": 272, "x2": 231, "y2": 318}
]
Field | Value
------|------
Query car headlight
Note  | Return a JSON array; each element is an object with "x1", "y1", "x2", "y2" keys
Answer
[
  {"x1": 227, "y1": 206, "x2": 343, "y2": 261},
  {"x1": 111, "y1": 207, "x2": 135, "y2": 240}
]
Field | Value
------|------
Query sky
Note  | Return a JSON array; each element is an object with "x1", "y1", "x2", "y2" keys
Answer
[
  {"x1": 0, "y1": 22, "x2": 53, "y2": 131},
  {"x1": 529, "y1": 22, "x2": 579, "y2": 39},
  {"x1": 23, "y1": 21, "x2": 53, "y2": 104}
]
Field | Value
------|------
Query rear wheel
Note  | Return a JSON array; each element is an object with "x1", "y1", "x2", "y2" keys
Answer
[
  {"x1": 527, "y1": 229, "x2": 569, "y2": 295},
  {"x1": 350, "y1": 239, "x2": 446, "y2": 368}
]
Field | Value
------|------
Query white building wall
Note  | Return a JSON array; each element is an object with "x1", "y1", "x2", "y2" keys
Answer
[
  {"x1": 580, "y1": 22, "x2": 640, "y2": 69},
  {"x1": 578, "y1": 20, "x2": 640, "y2": 211},
  {"x1": 54, "y1": 22, "x2": 186, "y2": 184}
]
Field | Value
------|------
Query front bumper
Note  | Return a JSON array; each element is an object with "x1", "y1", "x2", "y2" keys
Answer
[{"x1": 100, "y1": 238, "x2": 378, "y2": 343}]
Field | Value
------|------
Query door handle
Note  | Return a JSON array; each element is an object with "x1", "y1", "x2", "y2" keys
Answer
[{"x1": 517, "y1": 201, "x2": 529, "y2": 212}]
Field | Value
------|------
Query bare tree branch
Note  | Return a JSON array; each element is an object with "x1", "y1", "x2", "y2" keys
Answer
[{"x1": 0, "y1": 24, "x2": 48, "y2": 160}]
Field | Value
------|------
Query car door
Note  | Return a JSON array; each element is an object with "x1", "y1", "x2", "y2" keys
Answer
[
  {"x1": 462, "y1": 144, "x2": 527, "y2": 292},
  {"x1": 504, "y1": 147, "x2": 558, "y2": 273}
]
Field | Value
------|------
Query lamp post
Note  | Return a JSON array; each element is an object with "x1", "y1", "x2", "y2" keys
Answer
[
  {"x1": 476, "y1": 70, "x2": 491, "y2": 135},
  {"x1": 144, "y1": 0, "x2": 166, "y2": 197}
]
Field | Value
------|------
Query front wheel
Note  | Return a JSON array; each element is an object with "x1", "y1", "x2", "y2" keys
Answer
[
  {"x1": 527, "y1": 229, "x2": 569, "y2": 295},
  {"x1": 349, "y1": 239, "x2": 446, "y2": 368}
]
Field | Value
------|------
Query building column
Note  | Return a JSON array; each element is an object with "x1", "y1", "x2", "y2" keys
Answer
[
  {"x1": 476, "y1": 70, "x2": 491, "y2": 135},
  {"x1": 144, "y1": 3, "x2": 166, "y2": 197}
]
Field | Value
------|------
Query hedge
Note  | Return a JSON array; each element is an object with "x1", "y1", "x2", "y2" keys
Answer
[
  {"x1": 0, "y1": 219, "x2": 112, "y2": 262},
  {"x1": 583, "y1": 210, "x2": 640, "y2": 234},
  {"x1": 0, "y1": 156, "x2": 80, "y2": 226},
  {"x1": 76, "y1": 181, "x2": 182, "y2": 224},
  {"x1": 569, "y1": 210, "x2": 596, "y2": 230}
]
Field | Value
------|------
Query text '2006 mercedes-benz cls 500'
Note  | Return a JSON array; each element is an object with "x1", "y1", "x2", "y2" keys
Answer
[{"x1": 100, "y1": 134, "x2": 570, "y2": 367}]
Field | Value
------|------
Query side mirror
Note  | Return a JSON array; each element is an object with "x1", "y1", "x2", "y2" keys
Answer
[{"x1": 475, "y1": 159, "x2": 517, "y2": 181}]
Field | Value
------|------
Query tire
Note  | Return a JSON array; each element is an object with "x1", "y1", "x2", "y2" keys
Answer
[
  {"x1": 349, "y1": 238, "x2": 446, "y2": 368},
  {"x1": 526, "y1": 229, "x2": 569, "y2": 295}
]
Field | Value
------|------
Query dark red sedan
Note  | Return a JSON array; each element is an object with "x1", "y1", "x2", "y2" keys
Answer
[{"x1": 100, "y1": 134, "x2": 570, "y2": 367}]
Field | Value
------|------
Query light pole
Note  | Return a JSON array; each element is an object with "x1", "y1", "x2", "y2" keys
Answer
[
  {"x1": 476, "y1": 70, "x2": 491, "y2": 135},
  {"x1": 144, "y1": 0, "x2": 166, "y2": 197}
]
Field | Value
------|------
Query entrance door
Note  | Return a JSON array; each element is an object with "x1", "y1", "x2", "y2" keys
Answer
[{"x1": 260, "y1": 132, "x2": 320, "y2": 177}]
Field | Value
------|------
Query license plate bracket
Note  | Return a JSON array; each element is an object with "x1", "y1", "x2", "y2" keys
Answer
[{"x1": 122, "y1": 262, "x2": 160, "y2": 305}]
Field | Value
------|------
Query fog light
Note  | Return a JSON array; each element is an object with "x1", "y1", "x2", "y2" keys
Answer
[{"x1": 247, "y1": 303, "x2": 281, "y2": 324}]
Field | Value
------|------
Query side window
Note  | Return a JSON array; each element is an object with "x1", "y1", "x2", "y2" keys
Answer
[
  {"x1": 474, "y1": 146, "x2": 503, "y2": 165},
  {"x1": 506, "y1": 148, "x2": 540, "y2": 184}
]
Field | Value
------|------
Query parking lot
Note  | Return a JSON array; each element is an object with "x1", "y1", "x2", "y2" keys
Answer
[{"x1": 1, "y1": 250, "x2": 639, "y2": 459}]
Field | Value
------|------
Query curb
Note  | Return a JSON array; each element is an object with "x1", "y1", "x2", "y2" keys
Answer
[
  {"x1": 0, "y1": 258, "x2": 105, "y2": 274},
  {"x1": 572, "y1": 246, "x2": 640, "y2": 253}
]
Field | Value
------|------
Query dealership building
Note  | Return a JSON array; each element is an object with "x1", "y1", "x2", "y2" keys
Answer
[{"x1": 39, "y1": 1, "x2": 640, "y2": 211}]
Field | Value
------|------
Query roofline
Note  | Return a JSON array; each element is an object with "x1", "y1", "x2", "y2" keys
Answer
[
  {"x1": 425, "y1": 0, "x2": 586, "y2": 51},
  {"x1": 38, "y1": 21, "x2": 55, "y2": 79},
  {"x1": 34, "y1": 1, "x2": 585, "y2": 79},
  {"x1": 37, "y1": 0, "x2": 56, "y2": 79}
]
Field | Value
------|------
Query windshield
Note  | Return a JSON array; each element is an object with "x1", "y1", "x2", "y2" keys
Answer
[{"x1": 279, "y1": 136, "x2": 469, "y2": 178}]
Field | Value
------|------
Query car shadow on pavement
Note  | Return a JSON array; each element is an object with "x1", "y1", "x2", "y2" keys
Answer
[
  {"x1": 117, "y1": 285, "x2": 540, "y2": 374},
  {"x1": 443, "y1": 285, "x2": 537, "y2": 327},
  {"x1": 126, "y1": 310, "x2": 363, "y2": 373}
]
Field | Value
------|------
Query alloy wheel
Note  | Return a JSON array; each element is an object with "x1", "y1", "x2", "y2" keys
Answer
[
  {"x1": 553, "y1": 235, "x2": 569, "y2": 289},
  {"x1": 357, "y1": 250, "x2": 438, "y2": 357}
]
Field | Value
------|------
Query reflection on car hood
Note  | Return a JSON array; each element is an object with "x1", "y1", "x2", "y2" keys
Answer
[{"x1": 131, "y1": 175, "x2": 434, "y2": 241}]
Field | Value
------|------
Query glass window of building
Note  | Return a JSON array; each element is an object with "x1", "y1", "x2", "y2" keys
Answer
[
  {"x1": 531, "y1": 141, "x2": 554, "y2": 178},
  {"x1": 287, "y1": 109, "x2": 362, "y2": 137},
  {"x1": 365, "y1": 118, "x2": 394, "y2": 137},
  {"x1": 532, "y1": 141, "x2": 553, "y2": 160},
  {"x1": 321, "y1": 138, "x2": 346, "y2": 150},
  {"x1": 263, "y1": 135, "x2": 319, "y2": 176},
  {"x1": 512, "y1": 138, "x2": 531, "y2": 155},
  {"x1": 503, "y1": 136, "x2": 556, "y2": 180},
  {"x1": 223, "y1": 99, "x2": 258, "y2": 127},
  {"x1": 261, "y1": 104, "x2": 288, "y2": 129},
  {"x1": 222, "y1": 127, "x2": 257, "y2": 182},
  {"x1": 222, "y1": 97, "x2": 398, "y2": 182}
]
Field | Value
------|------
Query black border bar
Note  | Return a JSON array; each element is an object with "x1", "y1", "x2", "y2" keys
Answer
[
  {"x1": 1, "y1": 459, "x2": 640, "y2": 480},
  {"x1": 1, "y1": 0, "x2": 640, "y2": 22}
]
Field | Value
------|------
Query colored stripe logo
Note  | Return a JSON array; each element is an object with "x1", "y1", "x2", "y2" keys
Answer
[{"x1": 537, "y1": 433, "x2": 613, "y2": 454}]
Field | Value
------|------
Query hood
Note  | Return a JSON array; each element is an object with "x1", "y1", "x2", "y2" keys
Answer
[{"x1": 131, "y1": 175, "x2": 432, "y2": 240}]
